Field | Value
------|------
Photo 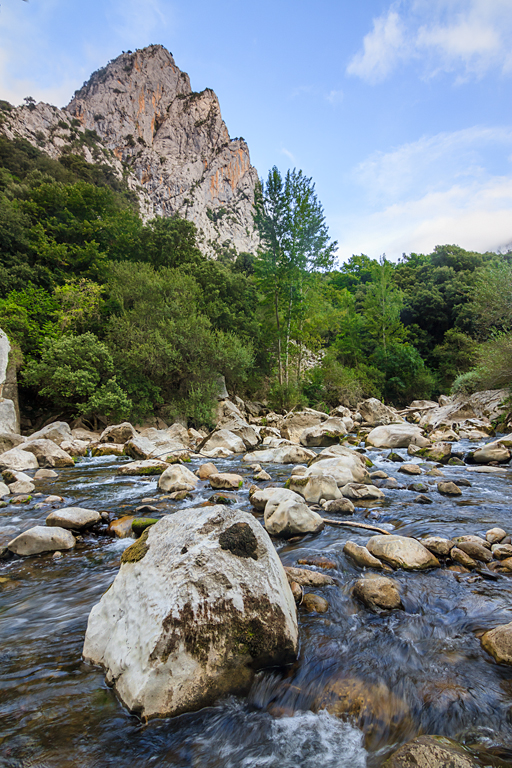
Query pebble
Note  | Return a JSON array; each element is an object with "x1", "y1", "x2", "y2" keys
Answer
[
  {"x1": 255, "y1": 470, "x2": 271, "y2": 481},
  {"x1": 414, "y1": 494, "x2": 433, "y2": 504},
  {"x1": 52, "y1": 551, "x2": 63, "y2": 559},
  {"x1": 438, "y1": 481, "x2": 462, "y2": 496},
  {"x1": 398, "y1": 464, "x2": 422, "y2": 475},
  {"x1": 302, "y1": 593, "x2": 329, "y2": 613},
  {"x1": 34, "y1": 469, "x2": 59, "y2": 480},
  {"x1": 44, "y1": 495, "x2": 64, "y2": 504},
  {"x1": 298, "y1": 556, "x2": 336, "y2": 570},
  {"x1": 353, "y1": 574, "x2": 402, "y2": 611},
  {"x1": 284, "y1": 566, "x2": 334, "y2": 586},
  {"x1": 135, "y1": 505, "x2": 160, "y2": 514},
  {"x1": 387, "y1": 452, "x2": 404, "y2": 462}
]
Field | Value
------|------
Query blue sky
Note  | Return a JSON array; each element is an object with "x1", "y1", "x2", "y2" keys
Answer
[{"x1": 1, "y1": 0, "x2": 511, "y2": 262}]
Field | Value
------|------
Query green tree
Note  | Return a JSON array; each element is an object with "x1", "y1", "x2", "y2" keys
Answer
[{"x1": 363, "y1": 257, "x2": 404, "y2": 351}]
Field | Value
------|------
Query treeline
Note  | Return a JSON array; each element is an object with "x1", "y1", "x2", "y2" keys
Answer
[{"x1": 0, "y1": 138, "x2": 510, "y2": 427}]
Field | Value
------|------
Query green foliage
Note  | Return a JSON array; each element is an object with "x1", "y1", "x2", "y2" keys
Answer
[
  {"x1": 451, "y1": 370, "x2": 482, "y2": 395},
  {"x1": 371, "y1": 342, "x2": 435, "y2": 406},
  {"x1": 0, "y1": 285, "x2": 60, "y2": 358},
  {"x1": 23, "y1": 332, "x2": 132, "y2": 420}
]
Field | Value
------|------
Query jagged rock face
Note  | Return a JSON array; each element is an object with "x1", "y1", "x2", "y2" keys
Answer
[
  {"x1": 67, "y1": 45, "x2": 259, "y2": 257},
  {"x1": 1, "y1": 45, "x2": 259, "y2": 258}
]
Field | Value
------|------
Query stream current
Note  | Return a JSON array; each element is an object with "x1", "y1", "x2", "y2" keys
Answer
[{"x1": 1, "y1": 438, "x2": 512, "y2": 767}]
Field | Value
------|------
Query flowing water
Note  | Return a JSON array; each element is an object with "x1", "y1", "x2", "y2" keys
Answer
[{"x1": 1, "y1": 439, "x2": 512, "y2": 767}]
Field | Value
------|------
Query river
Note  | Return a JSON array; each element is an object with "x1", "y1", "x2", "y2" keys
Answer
[{"x1": 1, "y1": 437, "x2": 512, "y2": 767}]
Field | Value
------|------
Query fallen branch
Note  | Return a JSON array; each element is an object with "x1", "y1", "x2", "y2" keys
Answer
[{"x1": 321, "y1": 518, "x2": 392, "y2": 535}]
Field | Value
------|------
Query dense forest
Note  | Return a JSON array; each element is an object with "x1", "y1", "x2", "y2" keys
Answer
[{"x1": 1, "y1": 134, "x2": 511, "y2": 428}]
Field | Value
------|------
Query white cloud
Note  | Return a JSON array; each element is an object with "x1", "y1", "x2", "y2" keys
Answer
[
  {"x1": 347, "y1": 0, "x2": 512, "y2": 83},
  {"x1": 333, "y1": 125, "x2": 512, "y2": 260},
  {"x1": 108, "y1": 0, "x2": 169, "y2": 48},
  {"x1": 325, "y1": 89, "x2": 344, "y2": 105},
  {"x1": 281, "y1": 147, "x2": 296, "y2": 164},
  {"x1": 346, "y1": 10, "x2": 406, "y2": 84}
]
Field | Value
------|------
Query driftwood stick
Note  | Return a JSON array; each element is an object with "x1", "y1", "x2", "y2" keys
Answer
[{"x1": 321, "y1": 518, "x2": 392, "y2": 536}]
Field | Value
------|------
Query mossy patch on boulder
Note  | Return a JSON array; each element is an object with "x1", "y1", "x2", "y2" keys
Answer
[{"x1": 121, "y1": 528, "x2": 150, "y2": 563}]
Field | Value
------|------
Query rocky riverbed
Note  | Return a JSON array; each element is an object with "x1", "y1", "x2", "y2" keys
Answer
[{"x1": 1, "y1": 394, "x2": 512, "y2": 767}]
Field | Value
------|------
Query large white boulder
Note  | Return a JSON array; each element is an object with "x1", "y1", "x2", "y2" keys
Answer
[
  {"x1": 82, "y1": 506, "x2": 298, "y2": 719},
  {"x1": 0, "y1": 447, "x2": 39, "y2": 471},
  {"x1": 0, "y1": 432, "x2": 25, "y2": 454},
  {"x1": 305, "y1": 447, "x2": 370, "y2": 486},
  {"x1": 215, "y1": 415, "x2": 260, "y2": 449},
  {"x1": 366, "y1": 535, "x2": 440, "y2": 570},
  {"x1": 27, "y1": 421, "x2": 72, "y2": 445},
  {"x1": 472, "y1": 440, "x2": 511, "y2": 464},
  {"x1": 264, "y1": 496, "x2": 324, "y2": 538},
  {"x1": 420, "y1": 389, "x2": 509, "y2": 431},
  {"x1": 280, "y1": 409, "x2": 327, "y2": 443},
  {"x1": 366, "y1": 423, "x2": 425, "y2": 449},
  {"x1": 243, "y1": 446, "x2": 315, "y2": 464},
  {"x1": 8, "y1": 525, "x2": 76, "y2": 555},
  {"x1": 158, "y1": 464, "x2": 199, "y2": 492},
  {"x1": 299, "y1": 417, "x2": 353, "y2": 447},
  {"x1": 0, "y1": 400, "x2": 17, "y2": 434},
  {"x1": 357, "y1": 398, "x2": 403, "y2": 426},
  {"x1": 20, "y1": 439, "x2": 74, "y2": 468},
  {"x1": 99, "y1": 422, "x2": 136, "y2": 444},
  {"x1": 124, "y1": 434, "x2": 187, "y2": 461},
  {"x1": 286, "y1": 473, "x2": 341, "y2": 503},
  {"x1": 249, "y1": 487, "x2": 298, "y2": 512},
  {"x1": 201, "y1": 429, "x2": 246, "y2": 455},
  {"x1": 46, "y1": 507, "x2": 101, "y2": 530}
]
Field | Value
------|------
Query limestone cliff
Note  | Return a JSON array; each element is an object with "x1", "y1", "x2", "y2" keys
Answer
[{"x1": 1, "y1": 45, "x2": 259, "y2": 257}]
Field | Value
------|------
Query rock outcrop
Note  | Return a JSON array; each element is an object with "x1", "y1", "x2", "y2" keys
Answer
[
  {"x1": 83, "y1": 506, "x2": 298, "y2": 719},
  {"x1": 1, "y1": 46, "x2": 259, "y2": 259}
]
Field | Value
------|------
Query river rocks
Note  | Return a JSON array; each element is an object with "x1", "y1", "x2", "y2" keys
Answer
[
  {"x1": 344, "y1": 541, "x2": 385, "y2": 569},
  {"x1": 340, "y1": 483, "x2": 385, "y2": 501},
  {"x1": 216, "y1": 416, "x2": 260, "y2": 450},
  {"x1": 302, "y1": 594, "x2": 329, "y2": 612},
  {"x1": 60, "y1": 439, "x2": 88, "y2": 457},
  {"x1": 472, "y1": 440, "x2": 511, "y2": 464},
  {"x1": 421, "y1": 537, "x2": 454, "y2": 557},
  {"x1": 243, "y1": 446, "x2": 315, "y2": 464},
  {"x1": 491, "y1": 543, "x2": 512, "y2": 560},
  {"x1": 254, "y1": 470, "x2": 271, "y2": 481},
  {"x1": 0, "y1": 447, "x2": 39, "y2": 471},
  {"x1": 208, "y1": 473, "x2": 244, "y2": 491},
  {"x1": 418, "y1": 442, "x2": 452, "y2": 463},
  {"x1": 202, "y1": 429, "x2": 246, "y2": 455},
  {"x1": 286, "y1": 474, "x2": 341, "y2": 504},
  {"x1": 108, "y1": 516, "x2": 136, "y2": 538},
  {"x1": 197, "y1": 462, "x2": 218, "y2": 480},
  {"x1": 27, "y1": 421, "x2": 72, "y2": 445},
  {"x1": 450, "y1": 547, "x2": 477, "y2": 569},
  {"x1": 306, "y1": 447, "x2": 370, "y2": 486},
  {"x1": 456, "y1": 540, "x2": 493, "y2": 563},
  {"x1": 398, "y1": 463, "x2": 421, "y2": 475},
  {"x1": 283, "y1": 566, "x2": 334, "y2": 586},
  {"x1": 8, "y1": 525, "x2": 76, "y2": 555},
  {"x1": 98, "y1": 422, "x2": 136, "y2": 444},
  {"x1": 249, "y1": 487, "x2": 288, "y2": 512},
  {"x1": 91, "y1": 443, "x2": 125, "y2": 456},
  {"x1": 9, "y1": 479, "x2": 35, "y2": 495},
  {"x1": 353, "y1": 575, "x2": 402, "y2": 610},
  {"x1": 280, "y1": 409, "x2": 327, "y2": 444},
  {"x1": 299, "y1": 417, "x2": 351, "y2": 447},
  {"x1": 20, "y1": 440, "x2": 74, "y2": 468},
  {"x1": 481, "y1": 622, "x2": 512, "y2": 665},
  {"x1": 117, "y1": 459, "x2": 169, "y2": 476},
  {"x1": 83, "y1": 506, "x2": 298, "y2": 719},
  {"x1": 46, "y1": 507, "x2": 101, "y2": 530},
  {"x1": 366, "y1": 423, "x2": 424, "y2": 449},
  {"x1": 486, "y1": 527, "x2": 506, "y2": 544},
  {"x1": 383, "y1": 735, "x2": 478, "y2": 768},
  {"x1": 437, "y1": 481, "x2": 462, "y2": 496},
  {"x1": 264, "y1": 496, "x2": 324, "y2": 538},
  {"x1": 323, "y1": 497, "x2": 355, "y2": 514},
  {"x1": 0, "y1": 480, "x2": 10, "y2": 496},
  {"x1": 367, "y1": 535, "x2": 440, "y2": 570},
  {"x1": 0, "y1": 399, "x2": 17, "y2": 434},
  {"x1": 0, "y1": 432, "x2": 25, "y2": 454},
  {"x1": 158, "y1": 464, "x2": 198, "y2": 493},
  {"x1": 358, "y1": 398, "x2": 403, "y2": 426}
]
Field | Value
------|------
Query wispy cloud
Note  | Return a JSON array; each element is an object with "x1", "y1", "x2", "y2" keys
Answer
[
  {"x1": 325, "y1": 89, "x2": 344, "y2": 105},
  {"x1": 281, "y1": 147, "x2": 296, "y2": 164},
  {"x1": 347, "y1": 0, "x2": 512, "y2": 83}
]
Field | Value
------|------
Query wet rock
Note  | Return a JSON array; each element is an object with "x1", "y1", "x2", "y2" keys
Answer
[
  {"x1": 421, "y1": 536, "x2": 454, "y2": 557},
  {"x1": 491, "y1": 543, "x2": 512, "y2": 560},
  {"x1": 481, "y1": 622, "x2": 512, "y2": 665},
  {"x1": 283, "y1": 566, "x2": 334, "y2": 586},
  {"x1": 108, "y1": 516, "x2": 136, "y2": 538},
  {"x1": 290, "y1": 464, "x2": 307, "y2": 475},
  {"x1": 472, "y1": 440, "x2": 510, "y2": 464},
  {"x1": 287, "y1": 473, "x2": 341, "y2": 504},
  {"x1": 135, "y1": 505, "x2": 160, "y2": 514},
  {"x1": 249, "y1": 486, "x2": 290, "y2": 512},
  {"x1": 367, "y1": 535, "x2": 440, "y2": 570},
  {"x1": 117, "y1": 459, "x2": 169, "y2": 476},
  {"x1": 413, "y1": 494, "x2": 432, "y2": 504},
  {"x1": 486, "y1": 527, "x2": 507, "y2": 545},
  {"x1": 8, "y1": 479, "x2": 34, "y2": 495},
  {"x1": 407, "y1": 482, "x2": 428, "y2": 492},
  {"x1": 340, "y1": 483, "x2": 384, "y2": 501},
  {"x1": 381, "y1": 477, "x2": 403, "y2": 490},
  {"x1": 398, "y1": 463, "x2": 421, "y2": 475},
  {"x1": 201, "y1": 429, "x2": 245, "y2": 455},
  {"x1": 383, "y1": 735, "x2": 478, "y2": 767},
  {"x1": 20, "y1": 439, "x2": 74, "y2": 468},
  {"x1": 158, "y1": 464, "x2": 198, "y2": 493},
  {"x1": 418, "y1": 442, "x2": 452, "y2": 463},
  {"x1": 387, "y1": 451, "x2": 404, "y2": 462},
  {"x1": 208, "y1": 473, "x2": 244, "y2": 491},
  {"x1": 8, "y1": 525, "x2": 76, "y2": 555},
  {"x1": 0, "y1": 480, "x2": 9, "y2": 496},
  {"x1": 357, "y1": 398, "x2": 403, "y2": 426},
  {"x1": 426, "y1": 468, "x2": 444, "y2": 477},
  {"x1": 300, "y1": 417, "x2": 351, "y2": 447},
  {"x1": 437, "y1": 481, "x2": 462, "y2": 496},
  {"x1": 297, "y1": 556, "x2": 336, "y2": 569},
  {"x1": 353, "y1": 574, "x2": 402, "y2": 610},
  {"x1": 209, "y1": 492, "x2": 237, "y2": 505},
  {"x1": 83, "y1": 506, "x2": 298, "y2": 720},
  {"x1": 450, "y1": 547, "x2": 477, "y2": 569},
  {"x1": 243, "y1": 445, "x2": 315, "y2": 465},
  {"x1": 366, "y1": 423, "x2": 424, "y2": 449},
  {"x1": 499, "y1": 557, "x2": 512, "y2": 571},
  {"x1": 453, "y1": 535, "x2": 490, "y2": 549},
  {"x1": 60, "y1": 438, "x2": 88, "y2": 457},
  {"x1": 305, "y1": 456, "x2": 369, "y2": 488},
  {"x1": 289, "y1": 581, "x2": 302, "y2": 602},
  {"x1": 344, "y1": 541, "x2": 385, "y2": 569},
  {"x1": 197, "y1": 462, "x2": 218, "y2": 480},
  {"x1": 46, "y1": 507, "x2": 100, "y2": 531},
  {"x1": 91, "y1": 443, "x2": 125, "y2": 456},
  {"x1": 322, "y1": 497, "x2": 355, "y2": 515},
  {"x1": 302, "y1": 593, "x2": 329, "y2": 612},
  {"x1": 264, "y1": 497, "x2": 324, "y2": 538},
  {"x1": 10, "y1": 494, "x2": 32, "y2": 504},
  {"x1": 99, "y1": 422, "x2": 136, "y2": 444},
  {"x1": 168, "y1": 490, "x2": 192, "y2": 501},
  {"x1": 254, "y1": 470, "x2": 271, "y2": 481},
  {"x1": 132, "y1": 518, "x2": 157, "y2": 536},
  {"x1": 456, "y1": 541, "x2": 493, "y2": 563},
  {"x1": 0, "y1": 447, "x2": 39, "y2": 471},
  {"x1": 448, "y1": 457, "x2": 465, "y2": 466},
  {"x1": 371, "y1": 470, "x2": 388, "y2": 479},
  {"x1": 34, "y1": 468, "x2": 59, "y2": 480},
  {"x1": 280, "y1": 409, "x2": 327, "y2": 443}
]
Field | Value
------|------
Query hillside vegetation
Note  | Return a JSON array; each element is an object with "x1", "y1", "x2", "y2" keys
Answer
[{"x1": 1, "y1": 136, "x2": 510, "y2": 428}]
